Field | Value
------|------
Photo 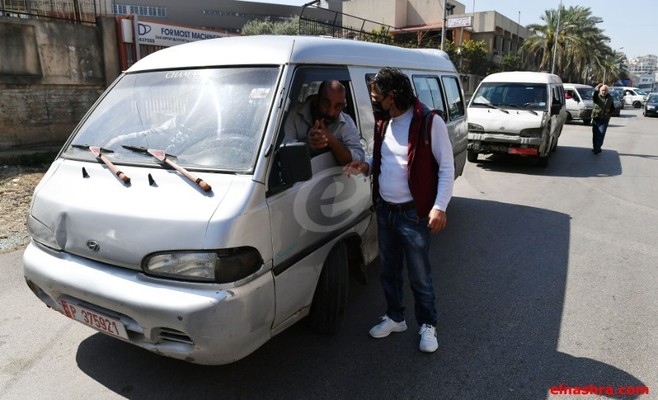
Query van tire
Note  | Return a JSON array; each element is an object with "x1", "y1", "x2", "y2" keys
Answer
[
  {"x1": 307, "y1": 241, "x2": 349, "y2": 334},
  {"x1": 467, "y1": 150, "x2": 478, "y2": 163},
  {"x1": 634, "y1": 101, "x2": 642, "y2": 108}
]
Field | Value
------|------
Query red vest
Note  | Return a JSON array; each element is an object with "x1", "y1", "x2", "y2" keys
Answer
[{"x1": 372, "y1": 98, "x2": 438, "y2": 217}]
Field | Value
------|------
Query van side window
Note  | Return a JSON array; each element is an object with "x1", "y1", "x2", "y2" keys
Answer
[
  {"x1": 269, "y1": 67, "x2": 361, "y2": 194},
  {"x1": 553, "y1": 86, "x2": 564, "y2": 106},
  {"x1": 441, "y1": 76, "x2": 465, "y2": 120},
  {"x1": 412, "y1": 76, "x2": 446, "y2": 117}
]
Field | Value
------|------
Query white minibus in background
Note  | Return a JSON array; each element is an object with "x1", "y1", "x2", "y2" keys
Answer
[{"x1": 467, "y1": 71, "x2": 566, "y2": 167}]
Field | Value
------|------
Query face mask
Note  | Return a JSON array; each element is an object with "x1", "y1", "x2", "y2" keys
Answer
[{"x1": 372, "y1": 100, "x2": 390, "y2": 120}]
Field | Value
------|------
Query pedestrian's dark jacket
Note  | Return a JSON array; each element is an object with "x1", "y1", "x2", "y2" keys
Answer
[
  {"x1": 372, "y1": 97, "x2": 438, "y2": 217},
  {"x1": 592, "y1": 89, "x2": 615, "y2": 120}
]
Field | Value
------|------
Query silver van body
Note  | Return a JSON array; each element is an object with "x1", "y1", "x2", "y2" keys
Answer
[
  {"x1": 466, "y1": 71, "x2": 566, "y2": 167},
  {"x1": 563, "y1": 83, "x2": 594, "y2": 125},
  {"x1": 23, "y1": 35, "x2": 467, "y2": 365}
]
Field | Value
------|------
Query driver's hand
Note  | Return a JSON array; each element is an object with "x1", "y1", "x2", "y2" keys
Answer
[{"x1": 308, "y1": 120, "x2": 330, "y2": 150}]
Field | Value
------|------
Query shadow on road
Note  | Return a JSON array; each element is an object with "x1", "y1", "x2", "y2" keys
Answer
[
  {"x1": 74, "y1": 197, "x2": 646, "y2": 399},
  {"x1": 473, "y1": 145, "x2": 623, "y2": 178}
]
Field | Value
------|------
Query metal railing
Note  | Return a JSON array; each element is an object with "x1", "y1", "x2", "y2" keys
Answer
[
  {"x1": 299, "y1": 2, "x2": 399, "y2": 44},
  {"x1": 0, "y1": 0, "x2": 110, "y2": 25}
]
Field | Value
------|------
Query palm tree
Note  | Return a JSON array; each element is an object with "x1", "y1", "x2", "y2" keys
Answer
[
  {"x1": 523, "y1": 5, "x2": 612, "y2": 83},
  {"x1": 595, "y1": 49, "x2": 628, "y2": 85}
]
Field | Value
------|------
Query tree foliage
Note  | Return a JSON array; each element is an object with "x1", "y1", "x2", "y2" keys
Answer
[
  {"x1": 522, "y1": 5, "x2": 628, "y2": 84},
  {"x1": 241, "y1": 16, "x2": 300, "y2": 36}
]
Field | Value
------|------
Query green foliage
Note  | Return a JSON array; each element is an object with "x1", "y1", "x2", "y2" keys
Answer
[
  {"x1": 500, "y1": 53, "x2": 524, "y2": 72},
  {"x1": 521, "y1": 5, "x2": 625, "y2": 83},
  {"x1": 241, "y1": 16, "x2": 300, "y2": 36},
  {"x1": 362, "y1": 25, "x2": 394, "y2": 44}
]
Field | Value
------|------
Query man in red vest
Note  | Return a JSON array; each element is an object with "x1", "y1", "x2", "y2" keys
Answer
[{"x1": 344, "y1": 67, "x2": 454, "y2": 353}]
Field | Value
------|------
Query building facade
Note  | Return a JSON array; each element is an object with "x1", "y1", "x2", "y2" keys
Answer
[{"x1": 627, "y1": 55, "x2": 657, "y2": 91}]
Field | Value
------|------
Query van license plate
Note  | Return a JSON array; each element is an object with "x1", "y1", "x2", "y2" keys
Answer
[{"x1": 60, "y1": 300, "x2": 129, "y2": 340}]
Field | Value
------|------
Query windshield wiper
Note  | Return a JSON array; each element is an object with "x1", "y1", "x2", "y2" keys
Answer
[
  {"x1": 473, "y1": 102, "x2": 509, "y2": 114},
  {"x1": 122, "y1": 145, "x2": 212, "y2": 192},
  {"x1": 500, "y1": 103, "x2": 538, "y2": 115},
  {"x1": 71, "y1": 144, "x2": 131, "y2": 184}
]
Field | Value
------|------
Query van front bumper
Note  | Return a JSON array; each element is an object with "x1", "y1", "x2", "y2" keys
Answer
[
  {"x1": 467, "y1": 132, "x2": 543, "y2": 154},
  {"x1": 22, "y1": 242, "x2": 275, "y2": 365}
]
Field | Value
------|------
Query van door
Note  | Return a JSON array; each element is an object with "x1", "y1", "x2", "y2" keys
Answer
[
  {"x1": 266, "y1": 66, "x2": 371, "y2": 329},
  {"x1": 411, "y1": 74, "x2": 467, "y2": 178}
]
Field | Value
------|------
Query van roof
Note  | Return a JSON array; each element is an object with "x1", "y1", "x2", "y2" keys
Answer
[
  {"x1": 126, "y1": 35, "x2": 457, "y2": 73},
  {"x1": 482, "y1": 71, "x2": 563, "y2": 84},
  {"x1": 564, "y1": 83, "x2": 593, "y2": 88}
]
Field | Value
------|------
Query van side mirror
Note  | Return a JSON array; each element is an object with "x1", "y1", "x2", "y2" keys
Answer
[{"x1": 279, "y1": 142, "x2": 312, "y2": 184}]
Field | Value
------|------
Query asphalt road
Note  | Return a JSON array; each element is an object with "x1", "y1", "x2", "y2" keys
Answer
[{"x1": 1, "y1": 108, "x2": 656, "y2": 400}]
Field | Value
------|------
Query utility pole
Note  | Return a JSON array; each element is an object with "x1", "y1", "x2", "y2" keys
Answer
[
  {"x1": 551, "y1": 0, "x2": 562, "y2": 75},
  {"x1": 441, "y1": 1, "x2": 455, "y2": 51}
]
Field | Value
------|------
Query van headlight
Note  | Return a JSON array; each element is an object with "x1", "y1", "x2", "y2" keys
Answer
[
  {"x1": 27, "y1": 215, "x2": 62, "y2": 251},
  {"x1": 468, "y1": 123, "x2": 484, "y2": 132},
  {"x1": 144, "y1": 247, "x2": 263, "y2": 283}
]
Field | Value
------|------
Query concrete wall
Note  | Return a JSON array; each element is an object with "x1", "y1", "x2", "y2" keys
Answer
[{"x1": 0, "y1": 16, "x2": 120, "y2": 152}]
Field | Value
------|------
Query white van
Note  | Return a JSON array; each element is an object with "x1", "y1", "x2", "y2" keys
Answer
[
  {"x1": 466, "y1": 71, "x2": 566, "y2": 167},
  {"x1": 563, "y1": 83, "x2": 594, "y2": 125},
  {"x1": 22, "y1": 35, "x2": 467, "y2": 365},
  {"x1": 611, "y1": 86, "x2": 648, "y2": 108}
]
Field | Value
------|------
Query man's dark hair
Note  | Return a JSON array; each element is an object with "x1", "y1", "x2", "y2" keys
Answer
[{"x1": 369, "y1": 67, "x2": 415, "y2": 110}]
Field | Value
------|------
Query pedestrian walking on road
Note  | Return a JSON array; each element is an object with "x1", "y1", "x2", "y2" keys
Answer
[
  {"x1": 591, "y1": 83, "x2": 615, "y2": 154},
  {"x1": 344, "y1": 67, "x2": 455, "y2": 353}
]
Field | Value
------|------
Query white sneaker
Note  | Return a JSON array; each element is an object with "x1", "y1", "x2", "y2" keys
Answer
[
  {"x1": 369, "y1": 315, "x2": 407, "y2": 338},
  {"x1": 419, "y1": 324, "x2": 438, "y2": 353}
]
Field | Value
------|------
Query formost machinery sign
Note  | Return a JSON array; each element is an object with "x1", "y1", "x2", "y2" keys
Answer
[
  {"x1": 138, "y1": 21, "x2": 228, "y2": 46},
  {"x1": 122, "y1": 18, "x2": 229, "y2": 47}
]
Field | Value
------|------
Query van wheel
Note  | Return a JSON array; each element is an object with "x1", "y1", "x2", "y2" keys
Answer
[
  {"x1": 583, "y1": 118, "x2": 591, "y2": 125},
  {"x1": 467, "y1": 150, "x2": 478, "y2": 163},
  {"x1": 307, "y1": 241, "x2": 349, "y2": 334},
  {"x1": 633, "y1": 101, "x2": 642, "y2": 108}
]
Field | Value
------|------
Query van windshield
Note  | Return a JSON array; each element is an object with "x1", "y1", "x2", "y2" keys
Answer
[
  {"x1": 63, "y1": 67, "x2": 278, "y2": 173},
  {"x1": 471, "y1": 82, "x2": 548, "y2": 111},
  {"x1": 576, "y1": 87, "x2": 594, "y2": 100}
]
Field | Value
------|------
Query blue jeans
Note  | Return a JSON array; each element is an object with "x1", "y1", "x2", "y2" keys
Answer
[
  {"x1": 376, "y1": 201, "x2": 438, "y2": 326},
  {"x1": 592, "y1": 118, "x2": 609, "y2": 151}
]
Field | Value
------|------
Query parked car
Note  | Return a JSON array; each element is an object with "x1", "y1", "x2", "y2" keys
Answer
[
  {"x1": 643, "y1": 93, "x2": 658, "y2": 117},
  {"x1": 609, "y1": 90, "x2": 622, "y2": 117},
  {"x1": 610, "y1": 86, "x2": 648, "y2": 108},
  {"x1": 563, "y1": 83, "x2": 593, "y2": 124}
]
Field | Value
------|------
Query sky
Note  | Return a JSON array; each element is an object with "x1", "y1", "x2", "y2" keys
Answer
[{"x1": 241, "y1": 0, "x2": 656, "y2": 58}]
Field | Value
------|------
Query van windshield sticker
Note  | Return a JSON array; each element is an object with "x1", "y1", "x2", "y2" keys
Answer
[{"x1": 164, "y1": 71, "x2": 205, "y2": 80}]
